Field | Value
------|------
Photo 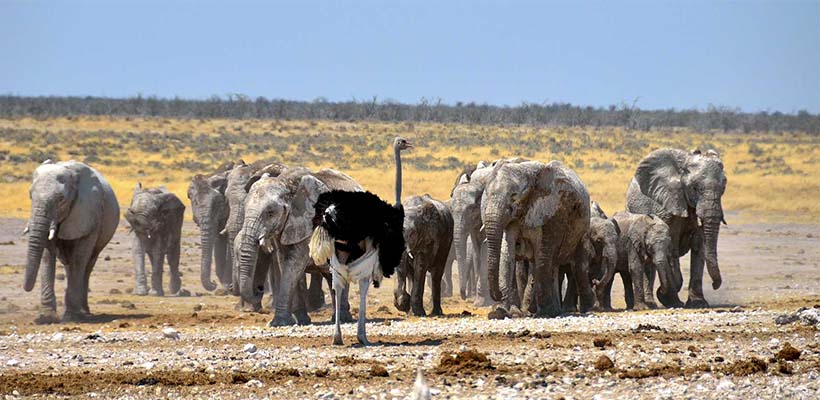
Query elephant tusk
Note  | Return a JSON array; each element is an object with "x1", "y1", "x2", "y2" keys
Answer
[
  {"x1": 721, "y1": 217, "x2": 728, "y2": 226},
  {"x1": 48, "y1": 228, "x2": 55, "y2": 241},
  {"x1": 21, "y1": 225, "x2": 29, "y2": 236},
  {"x1": 258, "y1": 235, "x2": 266, "y2": 246},
  {"x1": 407, "y1": 251, "x2": 414, "y2": 260},
  {"x1": 219, "y1": 228, "x2": 227, "y2": 235},
  {"x1": 147, "y1": 233, "x2": 151, "y2": 240},
  {"x1": 479, "y1": 224, "x2": 485, "y2": 234}
]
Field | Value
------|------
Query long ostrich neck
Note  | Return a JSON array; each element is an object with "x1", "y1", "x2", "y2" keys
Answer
[{"x1": 394, "y1": 143, "x2": 402, "y2": 207}]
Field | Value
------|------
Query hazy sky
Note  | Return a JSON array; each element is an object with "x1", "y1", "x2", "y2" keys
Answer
[{"x1": 1, "y1": 0, "x2": 818, "y2": 112}]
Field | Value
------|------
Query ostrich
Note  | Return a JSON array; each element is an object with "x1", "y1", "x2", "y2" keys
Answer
[{"x1": 309, "y1": 137, "x2": 412, "y2": 345}]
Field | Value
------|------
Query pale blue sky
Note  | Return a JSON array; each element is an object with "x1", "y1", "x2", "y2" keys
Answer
[{"x1": 1, "y1": 0, "x2": 818, "y2": 112}]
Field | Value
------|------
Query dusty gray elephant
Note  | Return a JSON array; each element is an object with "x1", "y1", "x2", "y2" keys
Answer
[
  {"x1": 596, "y1": 211, "x2": 684, "y2": 310},
  {"x1": 236, "y1": 167, "x2": 360, "y2": 326},
  {"x1": 187, "y1": 162, "x2": 234, "y2": 292},
  {"x1": 626, "y1": 148, "x2": 727, "y2": 308},
  {"x1": 481, "y1": 160, "x2": 590, "y2": 317},
  {"x1": 559, "y1": 201, "x2": 619, "y2": 312},
  {"x1": 394, "y1": 195, "x2": 454, "y2": 316},
  {"x1": 23, "y1": 160, "x2": 119, "y2": 323},
  {"x1": 224, "y1": 160, "x2": 285, "y2": 308},
  {"x1": 449, "y1": 158, "x2": 525, "y2": 306},
  {"x1": 124, "y1": 183, "x2": 185, "y2": 296}
]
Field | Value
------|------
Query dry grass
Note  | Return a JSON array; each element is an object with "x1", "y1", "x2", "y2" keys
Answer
[{"x1": 0, "y1": 116, "x2": 817, "y2": 223}]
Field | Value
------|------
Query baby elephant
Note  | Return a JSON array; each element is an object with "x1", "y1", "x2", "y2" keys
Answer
[
  {"x1": 125, "y1": 183, "x2": 186, "y2": 296},
  {"x1": 597, "y1": 211, "x2": 684, "y2": 310}
]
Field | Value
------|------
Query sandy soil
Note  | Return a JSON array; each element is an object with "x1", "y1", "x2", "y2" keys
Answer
[{"x1": 0, "y1": 217, "x2": 818, "y2": 399}]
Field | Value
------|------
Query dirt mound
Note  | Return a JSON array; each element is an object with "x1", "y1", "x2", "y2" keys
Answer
[
  {"x1": 370, "y1": 364, "x2": 389, "y2": 377},
  {"x1": 775, "y1": 343, "x2": 801, "y2": 361},
  {"x1": 593, "y1": 337, "x2": 612, "y2": 348},
  {"x1": 594, "y1": 355, "x2": 615, "y2": 370},
  {"x1": 436, "y1": 349, "x2": 494, "y2": 374},
  {"x1": 723, "y1": 357, "x2": 768, "y2": 376}
]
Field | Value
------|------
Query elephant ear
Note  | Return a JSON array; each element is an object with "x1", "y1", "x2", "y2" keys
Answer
[
  {"x1": 208, "y1": 175, "x2": 228, "y2": 194},
  {"x1": 627, "y1": 216, "x2": 650, "y2": 259},
  {"x1": 159, "y1": 193, "x2": 185, "y2": 216},
  {"x1": 281, "y1": 175, "x2": 329, "y2": 245},
  {"x1": 634, "y1": 149, "x2": 689, "y2": 217},
  {"x1": 524, "y1": 162, "x2": 561, "y2": 228},
  {"x1": 59, "y1": 166, "x2": 103, "y2": 240}
]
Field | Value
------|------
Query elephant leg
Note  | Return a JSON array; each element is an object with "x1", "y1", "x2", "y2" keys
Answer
[
  {"x1": 602, "y1": 276, "x2": 614, "y2": 311},
  {"x1": 289, "y1": 275, "x2": 311, "y2": 326},
  {"x1": 440, "y1": 244, "x2": 454, "y2": 298},
  {"x1": 628, "y1": 249, "x2": 649, "y2": 310},
  {"x1": 620, "y1": 272, "x2": 634, "y2": 310},
  {"x1": 643, "y1": 261, "x2": 658, "y2": 309},
  {"x1": 430, "y1": 244, "x2": 450, "y2": 317},
  {"x1": 266, "y1": 260, "x2": 278, "y2": 310},
  {"x1": 148, "y1": 246, "x2": 164, "y2": 296},
  {"x1": 465, "y1": 240, "x2": 476, "y2": 298},
  {"x1": 35, "y1": 246, "x2": 59, "y2": 324},
  {"x1": 269, "y1": 245, "x2": 304, "y2": 327},
  {"x1": 522, "y1": 265, "x2": 536, "y2": 315},
  {"x1": 80, "y1": 251, "x2": 100, "y2": 315},
  {"x1": 166, "y1": 239, "x2": 182, "y2": 295},
  {"x1": 229, "y1": 233, "x2": 241, "y2": 296},
  {"x1": 572, "y1": 254, "x2": 596, "y2": 313},
  {"x1": 214, "y1": 234, "x2": 231, "y2": 290},
  {"x1": 306, "y1": 271, "x2": 326, "y2": 312},
  {"x1": 685, "y1": 230, "x2": 709, "y2": 308},
  {"x1": 410, "y1": 256, "x2": 427, "y2": 317},
  {"x1": 356, "y1": 277, "x2": 371, "y2": 346},
  {"x1": 63, "y1": 238, "x2": 96, "y2": 321},
  {"x1": 516, "y1": 260, "x2": 530, "y2": 314},
  {"x1": 562, "y1": 266, "x2": 579, "y2": 313},
  {"x1": 132, "y1": 235, "x2": 148, "y2": 296}
]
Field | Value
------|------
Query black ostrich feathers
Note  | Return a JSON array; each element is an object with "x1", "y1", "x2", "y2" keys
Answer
[{"x1": 313, "y1": 190, "x2": 405, "y2": 278}]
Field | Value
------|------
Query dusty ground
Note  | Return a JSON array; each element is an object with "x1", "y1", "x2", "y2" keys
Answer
[{"x1": 0, "y1": 217, "x2": 818, "y2": 399}]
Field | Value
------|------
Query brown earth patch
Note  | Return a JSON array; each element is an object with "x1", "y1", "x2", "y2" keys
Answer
[
  {"x1": 776, "y1": 343, "x2": 801, "y2": 361},
  {"x1": 436, "y1": 349, "x2": 494, "y2": 374},
  {"x1": 723, "y1": 357, "x2": 768, "y2": 376}
]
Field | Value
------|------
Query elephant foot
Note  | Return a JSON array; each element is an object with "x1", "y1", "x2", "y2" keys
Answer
[
  {"x1": 685, "y1": 298, "x2": 710, "y2": 309},
  {"x1": 148, "y1": 289, "x2": 164, "y2": 297},
  {"x1": 62, "y1": 311, "x2": 90, "y2": 323},
  {"x1": 459, "y1": 289, "x2": 468, "y2": 301},
  {"x1": 295, "y1": 312, "x2": 312, "y2": 326},
  {"x1": 306, "y1": 293, "x2": 326, "y2": 313},
  {"x1": 238, "y1": 301, "x2": 262, "y2": 313},
  {"x1": 631, "y1": 302, "x2": 651, "y2": 311},
  {"x1": 473, "y1": 296, "x2": 494, "y2": 308},
  {"x1": 332, "y1": 310, "x2": 355, "y2": 324},
  {"x1": 134, "y1": 287, "x2": 149, "y2": 296},
  {"x1": 562, "y1": 305, "x2": 579, "y2": 314},
  {"x1": 430, "y1": 307, "x2": 444, "y2": 317},
  {"x1": 268, "y1": 315, "x2": 297, "y2": 327},
  {"x1": 487, "y1": 307, "x2": 511, "y2": 320},
  {"x1": 534, "y1": 304, "x2": 562, "y2": 318},
  {"x1": 410, "y1": 304, "x2": 427, "y2": 317},
  {"x1": 645, "y1": 302, "x2": 658, "y2": 310},
  {"x1": 169, "y1": 280, "x2": 182, "y2": 295},
  {"x1": 34, "y1": 310, "x2": 60, "y2": 325},
  {"x1": 509, "y1": 305, "x2": 526, "y2": 318}
]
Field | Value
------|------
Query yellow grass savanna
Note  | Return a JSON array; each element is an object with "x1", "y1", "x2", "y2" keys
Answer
[{"x1": 0, "y1": 116, "x2": 818, "y2": 223}]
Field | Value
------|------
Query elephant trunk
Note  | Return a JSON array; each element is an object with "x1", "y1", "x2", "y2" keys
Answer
[
  {"x1": 702, "y1": 217, "x2": 722, "y2": 290},
  {"x1": 484, "y1": 213, "x2": 504, "y2": 302},
  {"x1": 199, "y1": 218, "x2": 218, "y2": 291},
  {"x1": 452, "y1": 214, "x2": 471, "y2": 299},
  {"x1": 23, "y1": 209, "x2": 52, "y2": 292},
  {"x1": 237, "y1": 218, "x2": 263, "y2": 303}
]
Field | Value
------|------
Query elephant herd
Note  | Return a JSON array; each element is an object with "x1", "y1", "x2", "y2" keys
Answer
[{"x1": 20, "y1": 144, "x2": 727, "y2": 334}]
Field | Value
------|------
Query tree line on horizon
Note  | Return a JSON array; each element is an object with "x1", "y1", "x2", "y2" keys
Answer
[{"x1": 0, "y1": 94, "x2": 817, "y2": 134}]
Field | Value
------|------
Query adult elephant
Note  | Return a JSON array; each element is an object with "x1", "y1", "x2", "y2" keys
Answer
[
  {"x1": 23, "y1": 160, "x2": 119, "y2": 323},
  {"x1": 125, "y1": 183, "x2": 185, "y2": 296},
  {"x1": 481, "y1": 160, "x2": 590, "y2": 318},
  {"x1": 236, "y1": 167, "x2": 361, "y2": 326},
  {"x1": 394, "y1": 195, "x2": 453, "y2": 316},
  {"x1": 224, "y1": 160, "x2": 286, "y2": 306},
  {"x1": 626, "y1": 148, "x2": 727, "y2": 308},
  {"x1": 187, "y1": 162, "x2": 234, "y2": 292},
  {"x1": 450, "y1": 158, "x2": 524, "y2": 306}
]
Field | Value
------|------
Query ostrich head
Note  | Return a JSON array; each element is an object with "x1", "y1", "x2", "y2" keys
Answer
[{"x1": 394, "y1": 137, "x2": 413, "y2": 151}]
